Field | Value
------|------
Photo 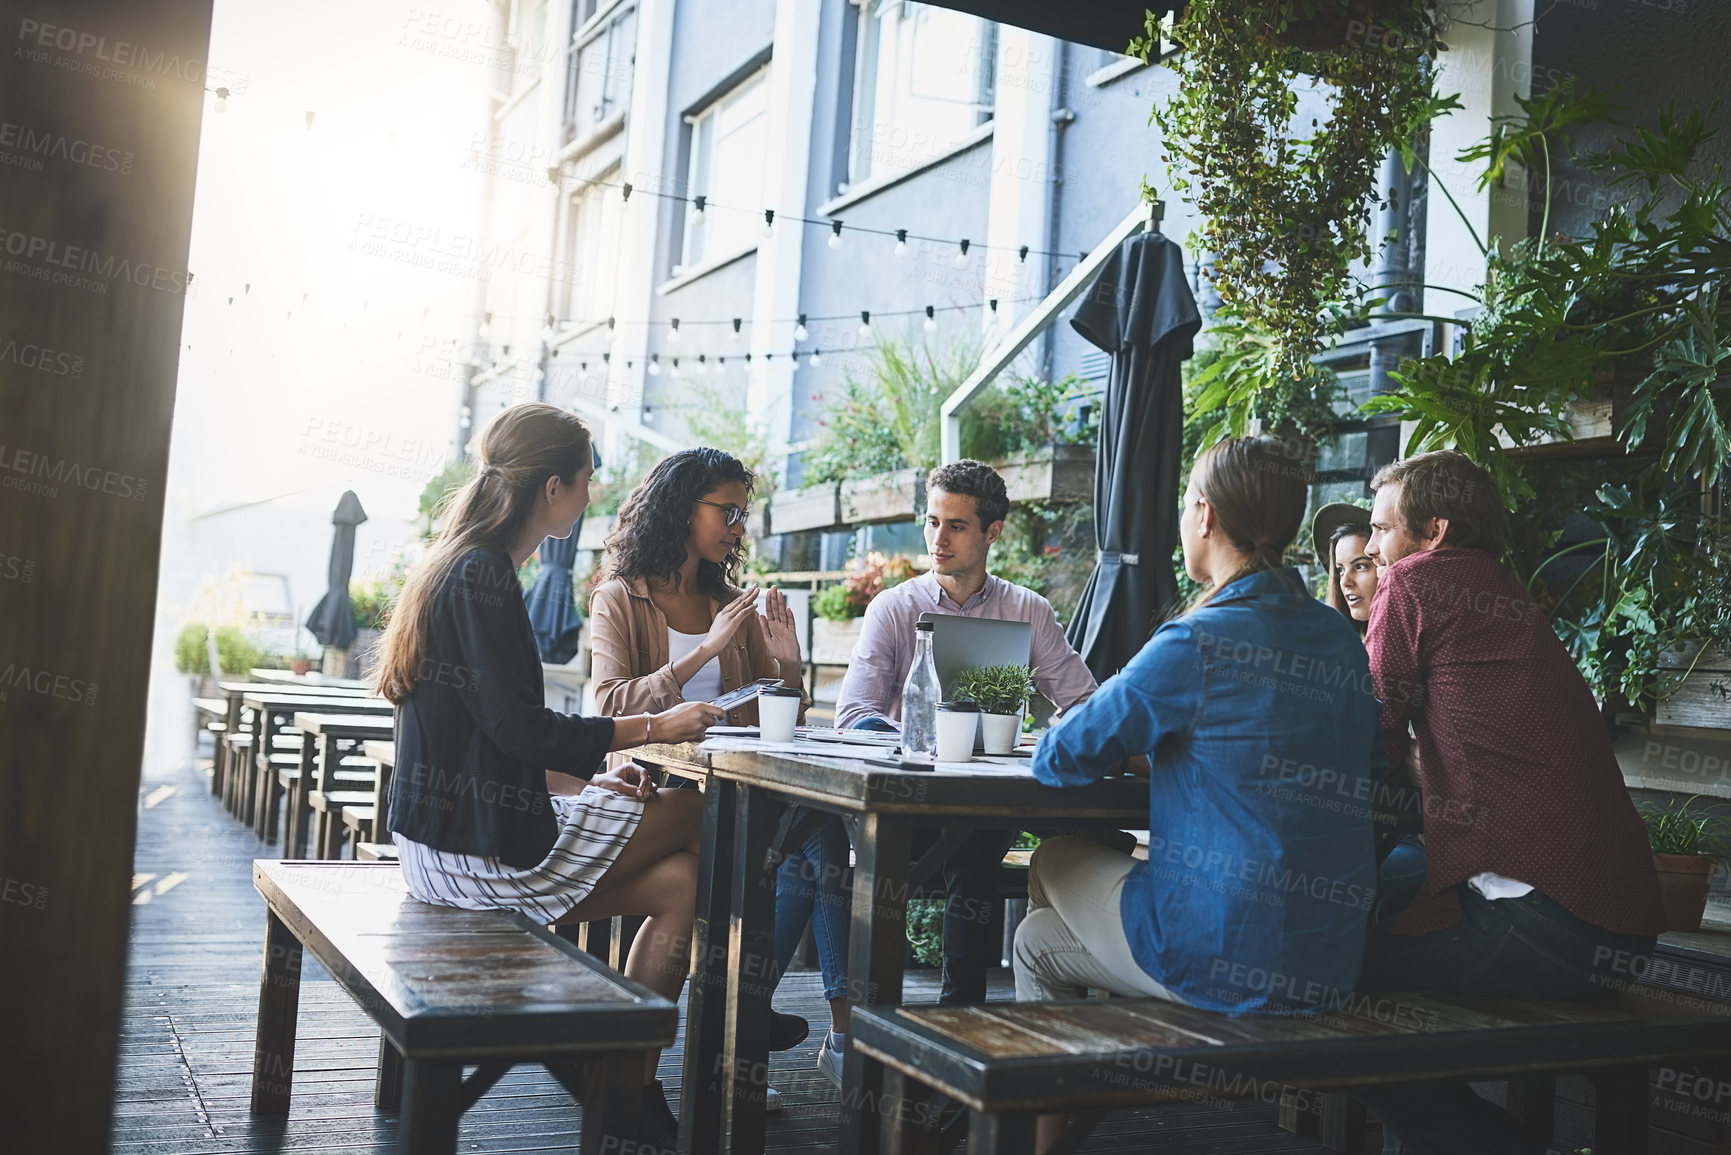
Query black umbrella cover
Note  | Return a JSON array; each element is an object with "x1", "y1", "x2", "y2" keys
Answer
[
  {"x1": 1064, "y1": 232, "x2": 1201, "y2": 681},
  {"x1": 306, "y1": 490, "x2": 369, "y2": 649}
]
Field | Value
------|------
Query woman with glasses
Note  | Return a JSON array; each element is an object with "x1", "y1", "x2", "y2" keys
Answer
[{"x1": 589, "y1": 447, "x2": 851, "y2": 1105}]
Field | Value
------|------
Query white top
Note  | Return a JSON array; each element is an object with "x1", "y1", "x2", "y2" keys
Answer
[
  {"x1": 1468, "y1": 872, "x2": 1535, "y2": 901},
  {"x1": 669, "y1": 628, "x2": 724, "y2": 703}
]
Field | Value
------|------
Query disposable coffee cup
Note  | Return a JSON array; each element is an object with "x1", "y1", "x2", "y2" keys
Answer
[
  {"x1": 758, "y1": 686, "x2": 802, "y2": 743},
  {"x1": 935, "y1": 701, "x2": 980, "y2": 763}
]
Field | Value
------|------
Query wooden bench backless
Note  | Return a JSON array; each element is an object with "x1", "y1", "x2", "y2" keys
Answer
[
  {"x1": 250, "y1": 860, "x2": 676, "y2": 1155},
  {"x1": 847, "y1": 982, "x2": 1731, "y2": 1155}
]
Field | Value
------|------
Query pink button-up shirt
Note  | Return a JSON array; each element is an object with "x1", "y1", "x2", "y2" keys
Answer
[{"x1": 834, "y1": 572, "x2": 1098, "y2": 730}]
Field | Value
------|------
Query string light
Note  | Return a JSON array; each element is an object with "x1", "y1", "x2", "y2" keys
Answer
[
  {"x1": 691, "y1": 195, "x2": 707, "y2": 221},
  {"x1": 809, "y1": 349, "x2": 822, "y2": 367},
  {"x1": 794, "y1": 314, "x2": 808, "y2": 342},
  {"x1": 857, "y1": 311, "x2": 871, "y2": 337},
  {"x1": 923, "y1": 305, "x2": 937, "y2": 333},
  {"x1": 828, "y1": 220, "x2": 844, "y2": 250},
  {"x1": 648, "y1": 354, "x2": 660, "y2": 376},
  {"x1": 730, "y1": 318, "x2": 742, "y2": 340},
  {"x1": 762, "y1": 209, "x2": 776, "y2": 238},
  {"x1": 953, "y1": 239, "x2": 971, "y2": 268},
  {"x1": 668, "y1": 318, "x2": 680, "y2": 343},
  {"x1": 894, "y1": 229, "x2": 908, "y2": 258}
]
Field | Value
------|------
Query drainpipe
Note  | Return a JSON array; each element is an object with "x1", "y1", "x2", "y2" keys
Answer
[
  {"x1": 1368, "y1": 146, "x2": 1415, "y2": 396},
  {"x1": 1041, "y1": 40, "x2": 1072, "y2": 379}
]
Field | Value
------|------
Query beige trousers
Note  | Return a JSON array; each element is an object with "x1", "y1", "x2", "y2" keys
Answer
[{"x1": 1012, "y1": 836, "x2": 1183, "y2": 1004}]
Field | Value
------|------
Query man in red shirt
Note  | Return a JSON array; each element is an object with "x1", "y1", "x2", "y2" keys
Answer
[{"x1": 1355, "y1": 450, "x2": 1664, "y2": 1154}]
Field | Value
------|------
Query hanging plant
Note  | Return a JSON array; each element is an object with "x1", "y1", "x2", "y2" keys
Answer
[{"x1": 1135, "y1": 0, "x2": 1451, "y2": 379}]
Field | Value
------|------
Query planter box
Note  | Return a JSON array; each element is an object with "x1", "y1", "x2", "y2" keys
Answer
[
  {"x1": 811, "y1": 617, "x2": 863, "y2": 666},
  {"x1": 998, "y1": 445, "x2": 1095, "y2": 505},
  {"x1": 1656, "y1": 644, "x2": 1731, "y2": 730},
  {"x1": 770, "y1": 483, "x2": 841, "y2": 535},
  {"x1": 842, "y1": 468, "x2": 922, "y2": 525},
  {"x1": 1499, "y1": 368, "x2": 1667, "y2": 460}
]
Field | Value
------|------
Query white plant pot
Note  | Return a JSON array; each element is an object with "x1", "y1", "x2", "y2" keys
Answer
[{"x1": 980, "y1": 711, "x2": 1022, "y2": 755}]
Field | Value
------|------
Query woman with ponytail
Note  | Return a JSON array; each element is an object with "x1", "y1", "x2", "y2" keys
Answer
[
  {"x1": 375, "y1": 403, "x2": 722, "y2": 1149},
  {"x1": 1012, "y1": 436, "x2": 1382, "y2": 1154}
]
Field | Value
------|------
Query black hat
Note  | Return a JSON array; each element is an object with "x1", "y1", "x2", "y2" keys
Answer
[{"x1": 1310, "y1": 502, "x2": 1372, "y2": 564}]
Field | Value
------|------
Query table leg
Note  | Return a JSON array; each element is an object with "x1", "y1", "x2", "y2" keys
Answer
[
  {"x1": 721, "y1": 784, "x2": 785, "y2": 1155},
  {"x1": 578, "y1": 1052, "x2": 645, "y2": 1155},
  {"x1": 400, "y1": 1058, "x2": 462, "y2": 1152},
  {"x1": 679, "y1": 776, "x2": 737, "y2": 1155},
  {"x1": 1590, "y1": 1066, "x2": 1648, "y2": 1154},
  {"x1": 839, "y1": 812, "x2": 913, "y2": 1155},
  {"x1": 375, "y1": 1034, "x2": 403, "y2": 1110},
  {"x1": 250, "y1": 908, "x2": 303, "y2": 1114},
  {"x1": 968, "y1": 1109, "x2": 1035, "y2": 1155}
]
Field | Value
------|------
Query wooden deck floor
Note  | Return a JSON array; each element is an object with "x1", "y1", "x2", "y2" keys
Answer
[{"x1": 117, "y1": 749, "x2": 1355, "y2": 1154}]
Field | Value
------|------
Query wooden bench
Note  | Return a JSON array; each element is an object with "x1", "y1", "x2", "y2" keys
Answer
[
  {"x1": 846, "y1": 982, "x2": 1731, "y2": 1155},
  {"x1": 250, "y1": 860, "x2": 675, "y2": 1154}
]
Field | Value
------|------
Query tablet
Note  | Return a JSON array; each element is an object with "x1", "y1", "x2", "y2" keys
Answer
[{"x1": 712, "y1": 678, "x2": 783, "y2": 711}]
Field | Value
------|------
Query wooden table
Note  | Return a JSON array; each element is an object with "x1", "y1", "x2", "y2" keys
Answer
[
  {"x1": 248, "y1": 667, "x2": 372, "y2": 691},
  {"x1": 292, "y1": 712, "x2": 396, "y2": 859},
  {"x1": 242, "y1": 692, "x2": 390, "y2": 843},
  {"x1": 345, "y1": 740, "x2": 399, "y2": 859},
  {"x1": 215, "y1": 679, "x2": 367, "y2": 802},
  {"x1": 627, "y1": 738, "x2": 1146, "y2": 1155}
]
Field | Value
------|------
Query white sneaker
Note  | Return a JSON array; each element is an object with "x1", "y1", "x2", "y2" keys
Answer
[
  {"x1": 816, "y1": 1031, "x2": 846, "y2": 1090},
  {"x1": 766, "y1": 1085, "x2": 783, "y2": 1113}
]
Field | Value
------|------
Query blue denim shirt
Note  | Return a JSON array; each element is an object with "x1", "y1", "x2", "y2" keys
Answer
[{"x1": 1033, "y1": 567, "x2": 1380, "y2": 1013}]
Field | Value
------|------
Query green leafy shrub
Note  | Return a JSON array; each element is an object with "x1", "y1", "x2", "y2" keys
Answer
[
  {"x1": 905, "y1": 899, "x2": 945, "y2": 967},
  {"x1": 349, "y1": 579, "x2": 397, "y2": 632},
  {"x1": 173, "y1": 624, "x2": 263, "y2": 676},
  {"x1": 1640, "y1": 796, "x2": 1731, "y2": 863},
  {"x1": 954, "y1": 663, "x2": 1036, "y2": 716},
  {"x1": 813, "y1": 554, "x2": 918, "y2": 621}
]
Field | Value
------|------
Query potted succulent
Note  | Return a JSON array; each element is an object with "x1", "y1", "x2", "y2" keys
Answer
[
  {"x1": 954, "y1": 663, "x2": 1036, "y2": 755},
  {"x1": 1639, "y1": 796, "x2": 1730, "y2": 932}
]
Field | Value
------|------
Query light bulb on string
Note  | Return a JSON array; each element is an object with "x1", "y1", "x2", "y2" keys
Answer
[
  {"x1": 809, "y1": 349, "x2": 822, "y2": 367},
  {"x1": 828, "y1": 221, "x2": 844, "y2": 250},
  {"x1": 213, "y1": 86, "x2": 230, "y2": 113},
  {"x1": 988, "y1": 299, "x2": 1000, "y2": 327},
  {"x1": 894, "y1": 229, "x2": 908, "y2": 258},
  {"x1": 762, "y1": 209, "x2": 775, "y2": 238},
  {"x1": 953, "y1": 239, "x2": 971, "y2": 268},
  {"x1": 730, "y1": 318, "x2": 742, "y2": 341},
  {"x1": 691, "y1": 195, "x2": 706, "y2": 221},
  {"x1": 668, "y1": 318, "x2": 680, "y2": 344},
  {"x1": 697, "y1": 354, "x2": 708, "y2": 375},
  {"x1": 648, "y1": 354, "x2": 660, "y2": 376},
  {"x1": 793, "y1": 315, "x2": 808, "y2": 342},
  {"x1": 857, "y1": 311, "x2": 871, "y2": 338},
  {"x1": 923, "y1": 305, "x2": 937, "y2": 334}
]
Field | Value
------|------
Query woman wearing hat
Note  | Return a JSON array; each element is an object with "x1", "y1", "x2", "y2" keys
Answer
[{"x1": 1312, "y1": 502, "x2": 1379, "y2": 639}]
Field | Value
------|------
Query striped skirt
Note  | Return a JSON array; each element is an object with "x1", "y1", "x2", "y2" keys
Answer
[{"x1": 393, "y1": 785, "x2": 645, "y2": 924}]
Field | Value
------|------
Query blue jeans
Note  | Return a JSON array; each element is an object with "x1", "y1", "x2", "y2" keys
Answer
[
  {"x1": 1353, "y1": 838, "x2": 1656, "y2": 1154},
  {"x1": 770, "y1": 811, "x2": 851, "y2": 1003}
]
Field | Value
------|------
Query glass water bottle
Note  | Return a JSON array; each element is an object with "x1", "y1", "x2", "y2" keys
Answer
[{"x1": 900, "y1": 620, "x2": 940, "y2": 759}]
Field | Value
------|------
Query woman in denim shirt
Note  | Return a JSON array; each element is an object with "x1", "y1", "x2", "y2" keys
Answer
[{"x1": 1015, "y1": 436, "x2": 1382, "y2": 1152}]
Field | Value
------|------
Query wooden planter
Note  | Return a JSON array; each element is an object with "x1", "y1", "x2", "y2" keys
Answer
[
  {"x1": 1656, "y1": 644, "x2": 1731, "y2": 730},
  {"x1": 998, "y1": 445, "x2": 1095, "y2": 505},
  {"x1": 1499, "y1": 365, "x2": 1667, "y2": 461},
  {"x1": 841, "y1": 468, "x2": 923, "y2": 526},
  {"x1": 769, "y1": 483, "x2": 841, "y2": 535},
  {"x1": 811, "y1": 617, "x2": 864, "y2": 666}
]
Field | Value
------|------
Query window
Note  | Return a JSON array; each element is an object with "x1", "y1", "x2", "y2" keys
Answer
[
  {"x1": 564, "y1": 0, "x2": 636, "y2": 144},
  {"x1": 681, "y1": 72, "x2": 768, "y2": 269},
  {"x1": 848, "y1": 1, "x2": 995, "y2": 186},
  {"x1": 564, "y1": 168, "x2": 623, "y2": 324}
]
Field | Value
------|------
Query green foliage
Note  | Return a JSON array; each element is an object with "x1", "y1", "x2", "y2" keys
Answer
[
  {"x1": 173, "y1": 623, "x2": 263, "y2": 676},
  {"x1": 803, "y1": 337, "x2": 1093, "y2": 484},
  {"x1": 991, "y1": 501, "x2": 1096, "y2": 628},
  {"x1": 1138, "y1": 0, "x2": 1450, "y2": 379},
  {"x1": 678, "y1": 378, "x2": 774, "y2": 488},
  {"x1": 1185, "y1": 305, "x2": 1346, "y2": 447},
  {"x1": 954, "y1": 663, "x2": 1036, "y2": 716},
  {"x1": 349, "y1": 579, "x2": 397, "y2": 632},
  {"x1": 813, "y1": 554, "x2": 918, "y2": 621},
  {"x1": 590, "y1": 439, "x2": 664, "y2": 517},
  {"x1": 905, "y1": 899, "x2": 945, "y2": 967},
  {"x1": 418, "y1": 458, "x2": 476, "y2": 541},
  {"x1": 1639, "y1": 796, "x2": 1731, "y2": 862}
]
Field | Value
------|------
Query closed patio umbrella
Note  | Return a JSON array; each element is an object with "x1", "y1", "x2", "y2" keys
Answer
[
  {"x1": 305, "y1": 490, "x2": 368, "y2": 650},
  {"x1": 1064, "y1": 231, "x2": 1202, "y2": 682},
  {"x1": 523, "y1": 446, "x2": 599, "y2": 664}
]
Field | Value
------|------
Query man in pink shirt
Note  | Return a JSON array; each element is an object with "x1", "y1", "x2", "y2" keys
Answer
[{"x1": 835, "y1": 460, "x2": 1099, "y2": 1005}]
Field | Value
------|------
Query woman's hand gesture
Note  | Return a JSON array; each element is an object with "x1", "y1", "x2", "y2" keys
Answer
[
  {"x1": 592, "y1": 761, "x2": 658, "y2": 801},
  {"x1": 701, "y1": 587, "x2": 762, "y2": 661},
  {"x1": 759, "y1": 587, "x2": 802, "y2": 670},
  {"x1": 653, "y1": 700, "x2": 726, "y2": 743}
]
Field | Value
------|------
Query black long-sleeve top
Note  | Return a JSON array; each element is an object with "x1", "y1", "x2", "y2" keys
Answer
[{"x1": 387, "y1": 547, "x2": 614, "y2": 868}]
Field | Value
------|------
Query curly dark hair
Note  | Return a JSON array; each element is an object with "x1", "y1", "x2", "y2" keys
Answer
[
  {"x1": 601, "y1": 447, "x2": 755, "y2": 600},
  {"x1": 927, "y1": 459, "x2": 1009, "y2": 529}
]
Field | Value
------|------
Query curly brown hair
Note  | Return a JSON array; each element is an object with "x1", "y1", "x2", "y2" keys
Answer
[{"x1": 601, "y1": 447, "x2": 755, "y2": 600}]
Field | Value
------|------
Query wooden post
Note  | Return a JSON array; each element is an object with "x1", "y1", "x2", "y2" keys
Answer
[{"x1": 0, "y1": 0, "x2": 216, "y2": 1145}]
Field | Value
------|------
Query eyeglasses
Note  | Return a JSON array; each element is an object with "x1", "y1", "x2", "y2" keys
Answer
[{"x1": 695, "y1": 498, "x2": 750, "y2": 528}]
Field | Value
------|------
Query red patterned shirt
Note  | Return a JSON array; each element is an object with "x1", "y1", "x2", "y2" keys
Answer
[{"x1": 1367, "y1": 548, "x2": 1665, "y2": 937}]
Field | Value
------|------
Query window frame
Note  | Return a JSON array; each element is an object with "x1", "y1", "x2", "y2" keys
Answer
[{"x1": 678, "y1": 67, "x2": 770, "y2": 271}]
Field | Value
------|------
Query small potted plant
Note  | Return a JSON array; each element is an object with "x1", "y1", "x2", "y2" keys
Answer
[
  {"x1": 1639, "y1": 795, "x2": 1730, "y2": 932},
  {"x1": 954, "y1": 663, "x2": 1036, "y2": 755}
]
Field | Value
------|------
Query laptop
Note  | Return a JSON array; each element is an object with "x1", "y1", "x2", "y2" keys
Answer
[{"x1": 919, "y1": 613, "x2": 1034, "y2": 700}]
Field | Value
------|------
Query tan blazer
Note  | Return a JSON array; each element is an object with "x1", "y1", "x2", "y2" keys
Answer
[{"x1": 589, "y1": 575, "x2": 809, "y2": 727}]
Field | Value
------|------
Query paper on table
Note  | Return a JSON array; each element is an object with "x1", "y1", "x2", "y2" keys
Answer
[{"x1": 700, "y1": 737, "x2": 895, "y2": 760}]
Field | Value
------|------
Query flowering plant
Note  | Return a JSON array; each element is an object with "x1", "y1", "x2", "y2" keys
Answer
[{"x1": 814, "y1": 553, "x2": 918, "y2": 622}]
